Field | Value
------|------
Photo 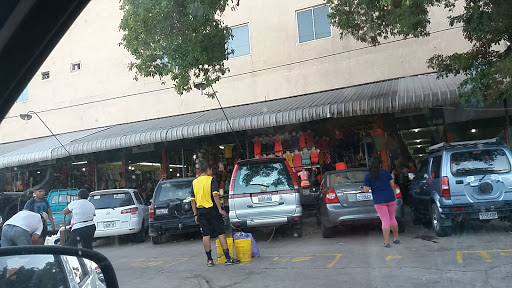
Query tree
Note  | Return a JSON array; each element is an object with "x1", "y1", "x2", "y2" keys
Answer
[
  {"x1": 119, "y1": 0, "x2": 239, "y2": 97},
  {"x1": 326, "y1": 0, "x2": 512, "y2": 103}
]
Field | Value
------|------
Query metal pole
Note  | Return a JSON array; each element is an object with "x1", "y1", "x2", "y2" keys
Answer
[
  {"x1": 246, "y1": 137, "x2": 250, "y2": 159},
  {"x1": 505, "y1": 99, "x2": 512, "y2": 148},
  {"x1": 94, "y1": 160, "x2": 98, "y2": 191},
  {"x1": 181, "y1": 147, "x2": 185, "y2": 178},
  {"x1": 363, "y1": 131, "x2": 369, "y2": 168}
]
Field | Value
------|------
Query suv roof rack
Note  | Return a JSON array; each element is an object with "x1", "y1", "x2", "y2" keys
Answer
[{"x1": 428, "y1": 138, "x2": 502, "y2": 152}]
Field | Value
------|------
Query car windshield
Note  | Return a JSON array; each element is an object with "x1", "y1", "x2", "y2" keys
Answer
[
  {"x1": 328, "y1": 171, "x2": 367, "y2": 185},
  {"x1": 450, "y1": 149, "x2": 511, "y2": 177},
  {"x1": 155, "y1": 181, "x2": 192, "y2": 201},
  {"x1": 88, "y1": 192, "x2": 134, "y2": 209},
  {"x1": 234, "y1": 162, "x2": 294, "y2": 194}
]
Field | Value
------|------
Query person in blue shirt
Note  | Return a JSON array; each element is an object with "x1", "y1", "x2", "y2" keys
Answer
[{"x1": 363, "y1": 156, "x2": 400, "y2": 248}]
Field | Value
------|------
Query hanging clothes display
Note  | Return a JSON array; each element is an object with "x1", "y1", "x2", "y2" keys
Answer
[
  {"x1": 305, "y1": 131, "x2": 315, "y2": 147},
  {"x1": 274, "y1": 135, "x2": 283, "y2": 155},
  {"x1": 254, "y1": 139, "x2": 262, "y2": 157},
  {"x1": 284, "y1": 152, "x2": 294, "y2": 168},
  {"x1": 224, "y1": 144, "x2": 234, "y2": 158},
  {"x1": 371, "y1": 127, "x2": 384, "y2": 152},
  {"x1": 299, "y1": 133, "x2": 307, "y2": 148},
  {"x1": 301, "y1": 150, "x2": 311, "y2": 166},
  {"x1": 291, "y1": 133, "x2": 299, "y2": 149},
  {"x1": 320, "y1": 137, "x2": 329, "y2": 152},
  {"x1": 310, "y1": 150, "x2": 319, "y2": 164},
  {"x1": 293, "y1": 152, "x2": 303, "y2": 171},
  {"x1": 298, "y1": 170, "x2": 310, "y2": 188}
]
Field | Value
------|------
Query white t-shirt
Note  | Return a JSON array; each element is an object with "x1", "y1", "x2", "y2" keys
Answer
[
  {"x1": 67, "y1": 199, "x2": 95, "y2": 230},
  {"x1": 4, "y1": 210, "x2": 43, "y2": 235}
]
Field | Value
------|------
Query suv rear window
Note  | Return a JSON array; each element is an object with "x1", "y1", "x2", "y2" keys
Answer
[
  {"x1": 450, "y1": 148, "x2": 511, "y2": 177},
  {"x1": 51, "y1": 194, "x2": 77, "y2": 204},
  {"x1": 234, "y1": 161, "x2": 294, "y2": 194},
  {"x1": 155, "y1": 181, "x2": 193, "y2": 202},
  {"x1": 88, "y1": 192, "x2": 135, "y2": 209}
]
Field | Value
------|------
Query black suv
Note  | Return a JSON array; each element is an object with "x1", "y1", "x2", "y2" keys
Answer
[
  {"x1": 0, "y1": 192, "x2": 32, "y2": 245},
  {"x1": 148, "y1": 178, "x2": 199, "y2": 244},
  {"x1": 409, "y1": 138, "x2": 512, "y2": 236}
]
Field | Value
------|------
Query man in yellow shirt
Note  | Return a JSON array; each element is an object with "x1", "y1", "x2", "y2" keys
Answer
[{"x1": 191, "y1": 161, "x2": 239, "y2": 267}]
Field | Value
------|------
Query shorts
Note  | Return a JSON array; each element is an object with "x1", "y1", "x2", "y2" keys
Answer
[{"x1": 197, "y1": 207, "x2": 225, "y2": 238}]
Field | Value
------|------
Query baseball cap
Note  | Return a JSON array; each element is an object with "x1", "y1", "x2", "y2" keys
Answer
[{"x1": 39, "y1": 212, "x2": 49, "y2": 222}]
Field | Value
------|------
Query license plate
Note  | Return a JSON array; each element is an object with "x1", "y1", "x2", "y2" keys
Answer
[
  {"x1": 156, "y1": 209, "x2": 168, "y2": 215},
  {"x1": 479, "y1": 212, "x2": 498, "y2": 220},
  {"x1": 356, "y1": 193, "x2": 373, "y2": 201},
  {"x1": 258, "y1": 194, "x2": 272, "y2": 202},
  {"x1": 103, "y1": 221, "x2": 116, "y2": 229}
]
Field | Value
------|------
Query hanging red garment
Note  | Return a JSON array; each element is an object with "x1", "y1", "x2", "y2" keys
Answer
[
  {"x1": 293, "y1": 152, "x2": 303, "y2": 171},
  {"x1": 254, "y1": 142, "x2": 262, "y2": 157},
  {"x1": 274, "y1": 135, "x2": 283, "y2": 155},
  {"x1": 323, "y1": 151, "x2": 331, "y2": 164},
  {"x1": 310, "y1": 151, "x2": 319, "y2": 163},
  {"x1": 299, "y1": 133, "x2": 306, "y2": 148},
  {"x1": 306, "y1": 132, "x2": 315, "y2": 147},
  {"x1": 299, "y1": 170, "x2": 310, "y2": 188},
  {"x1": 320, "y1": 138, "x2": 329, "y2": 151},
  {"x1": 336, "y1": 131, "x2": 343, "y2": 139}
]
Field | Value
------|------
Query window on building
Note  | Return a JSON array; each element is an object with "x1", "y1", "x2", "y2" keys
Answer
[
  {"x1": 297, "y1": 5, "x2": 331, "y2": 43},
  {"x1": 70, "y1": 62, "x2": 81, "y2": 72},
  {"x1": 16, "y1": 86, "x2": 28, "y2": 103},
  {"x1": 228, "y1": 24, "x2": 250, "y2": 58},
  {"x1": 41, "y1": 71, "x2": 50, "y2": 80}
]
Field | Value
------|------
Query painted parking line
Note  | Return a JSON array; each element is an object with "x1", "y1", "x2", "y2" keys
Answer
[
  {"x1": 457, "y1": 249, "x2": 512, "y2": 263},
  {"x1": 165, "y1": 258, "x2": 191, "y2": 267},
  {"x1": 385, "y1": 256, "x2": 402, "y2": 261},
  {"x1": 258, "y1": 254, "x2": 343, "y2": 268}
]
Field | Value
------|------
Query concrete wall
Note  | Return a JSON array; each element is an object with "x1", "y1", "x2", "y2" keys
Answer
[{"x1": 0, "y1": 0, "x2": 470, "y2": 143}]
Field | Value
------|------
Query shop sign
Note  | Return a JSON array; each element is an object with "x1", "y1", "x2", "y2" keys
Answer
[{"x1": 132, "y1": 144, "x2": 155, "y2": 154}]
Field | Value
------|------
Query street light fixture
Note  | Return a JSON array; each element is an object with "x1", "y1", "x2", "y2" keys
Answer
[{"x1": 19, "y1": 111, "x2": 75, "y2": 161}]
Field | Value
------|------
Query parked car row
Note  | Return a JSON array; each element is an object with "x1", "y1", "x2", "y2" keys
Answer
[{"x1": 4, "y1": 138, "x2": 510, "y2": 246}]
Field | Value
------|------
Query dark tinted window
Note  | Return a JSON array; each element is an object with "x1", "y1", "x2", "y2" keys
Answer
[
  {"x1": 416, "y1": 159, "x2": 429, "y2": 181},
  {"x1": 134, "y1": 192, "x2": 144, "y2": 205},
  {"x1": 432, "y1": 156, "x2": 442, "y2": 179},
  {"x1": 450, "y1": 149, "x2": 511, "y2": 177},
  {"x1": 234, "y1": 161, "x2": 294, "y2": 194},
  {"x1": 88, "y1": 192, "x2": 135, "y2": 209},
  {"x1": 155, "y1": 181, "x2": 193, "y2": 202}
]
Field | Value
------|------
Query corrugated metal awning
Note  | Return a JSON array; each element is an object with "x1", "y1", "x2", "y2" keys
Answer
[{"x1": 0, "y1": 73, "x2": 463, "y2": 169}]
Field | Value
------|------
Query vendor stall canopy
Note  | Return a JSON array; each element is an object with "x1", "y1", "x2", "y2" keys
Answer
[{"x1": 0, "y1": 73, "x2": 463, "y2": 169}]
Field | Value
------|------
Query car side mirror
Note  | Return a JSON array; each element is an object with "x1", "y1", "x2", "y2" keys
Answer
[{"x1": 0, "y1": 246, "x2": 119, "y2": 288}]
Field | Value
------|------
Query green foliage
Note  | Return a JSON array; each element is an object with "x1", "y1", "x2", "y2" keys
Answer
[
  {"x1": 119, "y1": 0, "x2": 238, "y2": 97},
  {"x1": 327, "y1": 0, "x2": 511, "y2": 103}
]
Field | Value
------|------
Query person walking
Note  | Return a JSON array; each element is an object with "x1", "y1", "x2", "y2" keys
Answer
[
  {"x1": 190, "y1": 161, "x2": 240, "y2": 267},
  {"x1": 363, "y1": 156, "x2": 400, "y2": 248},
  {"x1": 1, "y1": 210, "x2": 48, "y2": 247},
  {"x1": 63, "y1": 189, "x2": 96, "y2": 250}
]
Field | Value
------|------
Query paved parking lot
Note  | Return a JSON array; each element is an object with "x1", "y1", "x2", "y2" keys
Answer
[{"x1": 95, "y1": 210, "x2": 512, "y2": 288}]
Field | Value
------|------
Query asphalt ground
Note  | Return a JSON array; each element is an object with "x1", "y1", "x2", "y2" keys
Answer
[{"x1": 94, "y1": 208, "x2": 512, "y2": 288}]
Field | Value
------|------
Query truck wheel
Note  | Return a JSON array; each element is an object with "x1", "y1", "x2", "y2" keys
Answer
[
  {"x1": 151, "y1": 234, "x2": 163, "y2": 245},
  {"x1": 431, "y1": 204, "x2": 452, "y2": 237}
]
